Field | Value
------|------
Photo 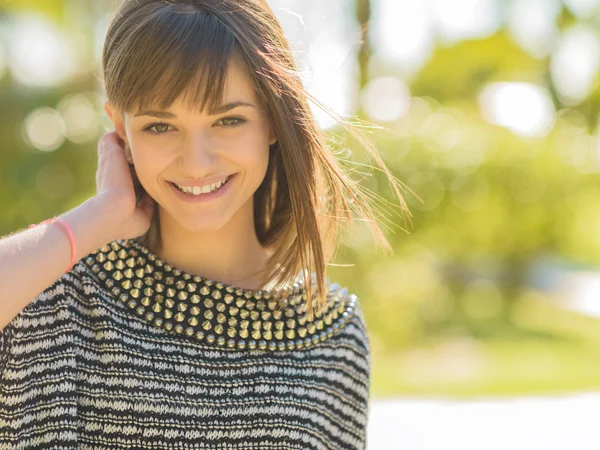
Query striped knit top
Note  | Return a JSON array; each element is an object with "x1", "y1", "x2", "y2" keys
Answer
[{"x1": 0, "y1": 238, "x2": 371, "y2": 449}]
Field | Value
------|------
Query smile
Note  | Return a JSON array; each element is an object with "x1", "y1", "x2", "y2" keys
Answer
[
  {"x1": 173, "y1": 175, "x2": 232, "y2": 195},
  {"x1": 167, "y1": 173, "x2": 237, "y2": 203}
]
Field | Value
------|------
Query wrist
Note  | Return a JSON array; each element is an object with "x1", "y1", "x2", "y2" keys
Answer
[
  {"x1": 86, "y1": 195, "x2": 122, "y2": 246},
  {"x1": 57, "y1": 196, "x2": 115, "y2": 261}
]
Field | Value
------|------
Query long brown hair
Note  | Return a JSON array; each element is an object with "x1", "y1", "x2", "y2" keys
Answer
[{"x1": 101, "y1": 0, "x2": 410, "y2": 320}]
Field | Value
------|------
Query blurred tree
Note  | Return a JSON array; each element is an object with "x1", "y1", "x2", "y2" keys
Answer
[
  {"x1": 0, "y1": 0, "x2": 65, "y2": 22},
  {"x1": 355, "y1": 0, "x2": 371, "y2": 91},
  {"x1": 413, "y1": 31, "x2": 545, "y2": 102}
]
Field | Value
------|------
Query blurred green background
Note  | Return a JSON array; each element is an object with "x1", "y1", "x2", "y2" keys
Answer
[{"x1": 3, "y1": 0, "x2": 600, "y2": 401}]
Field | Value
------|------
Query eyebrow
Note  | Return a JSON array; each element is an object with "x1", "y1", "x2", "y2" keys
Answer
[{"x1": 133, "y1": 101, "x2": 257, "y2": 118}]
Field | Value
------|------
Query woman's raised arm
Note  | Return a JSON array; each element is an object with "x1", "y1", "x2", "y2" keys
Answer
[
  {"x1": 0, "y1": 131, "x2": 156, "y2": 331},
  {"x1": 0, "y1": 196, "x2": 116, "y2": 331}
]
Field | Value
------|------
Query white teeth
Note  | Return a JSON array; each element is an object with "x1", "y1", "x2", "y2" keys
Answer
[{"x1": 174, "y1": 176, "x2": 229, "y2": 195}]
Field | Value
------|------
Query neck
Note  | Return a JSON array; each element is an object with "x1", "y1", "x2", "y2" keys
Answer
[{"x1": 152, "y1": 198, "x2": 273, "y2": 291}]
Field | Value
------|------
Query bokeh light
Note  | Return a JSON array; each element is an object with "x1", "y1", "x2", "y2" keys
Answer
[
  {"x1": 22, "y1": 107, "x2": 67, "y2": 152},
  {"x1": 478, "y1": 82, "x2": 556, "y2": 137},
  {"x1": 550, "y1": 24, "x2": 600, "y2": 106},
  {"x1": 361, "y1": 76, "x2": 411, "y2": 122},
  {"x1": 563, "y1": 0, "x2": 599, "y2": 18},
  {"x1": 506, "y1": 0, "x2": 560, "y2": 58},
  {"x1": 372, "y1": 0, "x2": 434, "y2": 75},
  {"x1": 7, "y1": 13, "x2": 76, "y2": 87},
  {"x1": 431, "y1": 0, "x2": 501, "y2": 44},
  {"x1": 56, "y1": 93, "x2": 100, "y2": 144}
]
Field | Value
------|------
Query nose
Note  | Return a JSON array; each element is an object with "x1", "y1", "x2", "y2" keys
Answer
[{"x1": 179, "y1": 132, "x2": 218, "y2": 175}]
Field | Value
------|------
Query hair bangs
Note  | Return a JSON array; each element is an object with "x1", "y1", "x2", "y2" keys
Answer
[{"x1": 112, "y1": 6, "x2": 237, "y2": 116}]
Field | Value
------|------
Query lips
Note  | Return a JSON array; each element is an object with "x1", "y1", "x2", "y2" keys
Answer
[
  {"x1": 169, "y1": 175, "x2": 230, "y2": 195},
  {"x1": 166, "y1": 172, "x2": 237, "y2": 203}
]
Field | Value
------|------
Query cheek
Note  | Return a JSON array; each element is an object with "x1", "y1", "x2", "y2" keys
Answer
[
  {"x1": 230, "y1": 133, "x2": 271, "y2": 176},
  {"x1": 129, "y1": 150, "x2": 168, "y2": 191},
  {"x1": 131, "y1": 140, "x2": 173, "y2": 169}
]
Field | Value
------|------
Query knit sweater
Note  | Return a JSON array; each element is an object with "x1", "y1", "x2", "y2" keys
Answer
[{"x1": 0, "y1": 238, "x2": 371, "y2": 449}]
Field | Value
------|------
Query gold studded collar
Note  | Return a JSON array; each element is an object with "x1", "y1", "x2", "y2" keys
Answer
[{"x1": 84, "y1": 238, "x2": 357, "y2": 351}]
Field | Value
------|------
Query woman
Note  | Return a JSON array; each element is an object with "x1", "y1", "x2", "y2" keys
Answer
[{"x1": 0, "y1": 0, "x2": 407, "y2": 448}]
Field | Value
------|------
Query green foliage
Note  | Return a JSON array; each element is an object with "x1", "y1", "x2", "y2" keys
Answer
[
  {"x1": 0, "y1": 0, "x2": 66, "y2": 22},
  {"x1": 413, "y1": 31, "x2": 546, "y2": 102}
]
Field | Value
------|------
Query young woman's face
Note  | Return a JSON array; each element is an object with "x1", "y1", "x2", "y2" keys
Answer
[{"x1": 119, "y1": 59, "x2": 277, "y2": 232}]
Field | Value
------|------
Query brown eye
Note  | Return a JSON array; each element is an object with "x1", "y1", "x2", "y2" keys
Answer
[
  {"x1": 143, "y1": 122, "x2": 172, "y2": 134},
  {"x1": 218, "y1": 117, "x2": 245, "y2": 127}
]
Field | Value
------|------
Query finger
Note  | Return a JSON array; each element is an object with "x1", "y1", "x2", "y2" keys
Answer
[
  {"x1": 98, "y1": 130, "x2": 115, "y2": 152},
  {"x1": 100, "y1": 131, "x2": 125, "y2": 157}
]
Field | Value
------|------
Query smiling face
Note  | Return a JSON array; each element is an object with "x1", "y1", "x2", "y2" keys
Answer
[{"x1": 106, "y1": 57, "x2": 278, "y2": 233}]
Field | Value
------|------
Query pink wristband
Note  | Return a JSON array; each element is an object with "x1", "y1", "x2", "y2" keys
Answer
[{"x1": 29, "y1": 217, "x2": 77, "y2": 274}]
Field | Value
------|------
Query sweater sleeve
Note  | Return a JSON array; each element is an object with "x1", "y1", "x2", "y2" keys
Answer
[{"x1": 0, "y1": 264, "x2": 83, "y2": 380}]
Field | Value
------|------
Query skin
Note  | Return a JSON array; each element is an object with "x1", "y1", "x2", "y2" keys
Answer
[{"x1": 103, "y1": 58, "x2": 279, "y2": 290}]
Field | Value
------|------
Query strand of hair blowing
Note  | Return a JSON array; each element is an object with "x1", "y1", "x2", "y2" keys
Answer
[{"x1": 204, "y1": 0, "x2": 409, "y2": 318}]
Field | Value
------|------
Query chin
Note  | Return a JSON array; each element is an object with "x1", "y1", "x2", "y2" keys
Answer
[{"x1": 180, "y1": 214, "x2": 234, "y2": 232}]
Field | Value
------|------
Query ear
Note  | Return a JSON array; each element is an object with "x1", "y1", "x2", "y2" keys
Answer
[
  {"x1": 104, "y1": 101, "x2": 132, "y2": 161},
  {"x1": 268, "y1": 123, "x2": 277, "y2": 146}
]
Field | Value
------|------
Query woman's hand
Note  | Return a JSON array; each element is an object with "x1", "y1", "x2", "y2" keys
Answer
[{"x1": 94, "y1": 130, "x2": 156, "y2": 241}]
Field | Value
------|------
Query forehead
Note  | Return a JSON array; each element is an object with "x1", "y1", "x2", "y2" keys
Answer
[
  {"x1": 222, "y1": 59, "x2": 257, "y2": 99},
  {"x1": 137, "y1": 58, "x2": 261, "y2": 116}
]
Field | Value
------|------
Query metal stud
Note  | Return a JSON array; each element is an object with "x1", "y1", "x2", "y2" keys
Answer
[{"x1": 88, "y1": 238, "x2": 357, "y2": 352}]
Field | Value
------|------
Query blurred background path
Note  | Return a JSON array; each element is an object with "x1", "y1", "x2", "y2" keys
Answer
[{"x1": 368, "y1": 393, "x2": 600, "y2": 449}]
